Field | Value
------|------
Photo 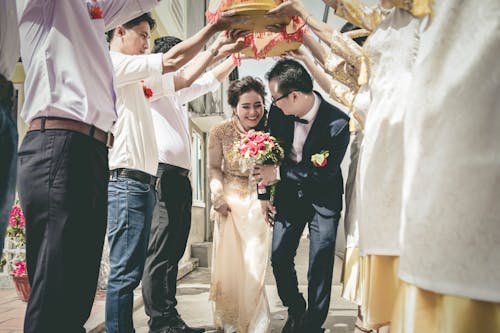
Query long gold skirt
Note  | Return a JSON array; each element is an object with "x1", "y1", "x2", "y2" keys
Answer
[
  {"x1": 391, "y1": 281, "x2": 500, "y2": 333},
  {"x1": 359, "y1": 255, "x2": 400, "y2": 330}
]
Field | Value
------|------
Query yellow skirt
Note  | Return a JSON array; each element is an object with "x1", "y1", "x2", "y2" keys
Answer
[
  {"x1": 391, "y1": 281, "x2": 500, "y2": 333},
  {"x1": 341, "y1": 247, "x2": 362, "y2": 305},
  {"x1": 359, "y1": 255, "x2": 400, "y2": 330}
]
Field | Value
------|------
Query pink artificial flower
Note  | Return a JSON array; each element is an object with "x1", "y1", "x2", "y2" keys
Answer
[{"x1": 12, "y1": 261, "x2": 27, "y2": 278}]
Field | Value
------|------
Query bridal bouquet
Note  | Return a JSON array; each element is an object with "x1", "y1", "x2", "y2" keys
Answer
[{"x1": 232, "y1": 130, "x2": 284, "y2": 195}]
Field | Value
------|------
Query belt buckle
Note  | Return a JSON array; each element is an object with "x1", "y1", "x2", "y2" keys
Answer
[{"x1": 106, "y1": 132, "x2": 114, "y2": 148}]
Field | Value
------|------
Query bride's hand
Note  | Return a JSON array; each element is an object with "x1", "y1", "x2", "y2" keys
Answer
[{"x1": 215, "y1": 203, "x2": 231, "y2": 217}]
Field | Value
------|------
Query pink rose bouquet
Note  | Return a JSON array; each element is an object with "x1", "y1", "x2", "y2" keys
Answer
[{"x1": 232, "y1": 130, "x2": 284, "y2": 195}]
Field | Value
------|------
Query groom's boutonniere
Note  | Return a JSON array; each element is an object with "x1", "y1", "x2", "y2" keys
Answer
[
  {"x1": 311, "y1": 150, "x2": 329, "y2": 167},
  {"x1": 141, "y1": 80, "x2": 153, "y2": 99},
  {"x1": 88, "y1": 0, "x2": 103, "y2": 20}
]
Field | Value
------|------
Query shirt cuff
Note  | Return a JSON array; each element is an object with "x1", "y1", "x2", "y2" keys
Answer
[
  {"x1": 149, "y1": 53, "x2": 163, "y2": 74},
  {"x1": 161, "y1": 72, "x2": 175, "y2": 96}
]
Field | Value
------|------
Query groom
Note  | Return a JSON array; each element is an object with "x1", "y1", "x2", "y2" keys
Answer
[{"x1": 253, "y1": 59, "x2": 349, "y2": 333}]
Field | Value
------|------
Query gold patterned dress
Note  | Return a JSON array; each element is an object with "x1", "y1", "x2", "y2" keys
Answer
[{"x1": 208, "y1": 118, "x2": 271, "y2": 333}]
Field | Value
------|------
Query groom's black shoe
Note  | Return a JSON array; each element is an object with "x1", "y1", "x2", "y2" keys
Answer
[
  {"x1": 150, "y1": 314, "x2": 205, "y2": 333},
  {"x1": 282, "y1": 300, "x2": 306, "y2": 333},
  {"x1": 167, "y1": 314, "x2": 205, "y2": 333}
]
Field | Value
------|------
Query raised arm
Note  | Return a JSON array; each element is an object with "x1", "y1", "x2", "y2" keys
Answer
[
  {"x1": 290, "y1": 48, "x2": 355, "y2": 108},
  {"x1": 161, "y1": 15, "x2": 247, "y2": 73},
  {"x1": 267, "y1": 0, "x2": 363, "y2": 71},
  {"x1": 175, "y1": 57, "x2": 237, "y2": 105},
  {"x1": 102, "y1": 0, "x2": 160, "y2": 30},
  {"x1": 324, "y1": 0, "x2": 387, "y2": 31},
  {"x1": 211, "y1": 57, "x2": 238, "y2": 83},
  {"x1": 266, "y1": 0, "x2": 335, "y2": 46},
  {"x1": 173, "y1": 31, "x2": 247, "y2": 91},
  {"x1": 302, "y1": 32, "x2": 360, "y2": 92}
]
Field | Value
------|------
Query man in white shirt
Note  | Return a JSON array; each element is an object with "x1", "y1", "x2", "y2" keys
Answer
[
  {"x1": 16, "y1": 1, "x2": 161, "y2": 333},
  {"x1": 141, "y1": 36, "x2": 239, "y2": 333},
  {"x1": 106, "y1": 13, "x2": 242, "y2": 333}
]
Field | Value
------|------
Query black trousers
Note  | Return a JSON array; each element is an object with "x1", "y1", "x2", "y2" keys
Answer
[
  {"x1": 17, "y1": 130, "x2": 108, "y2": 333},
  {"x1": 271, "y1": 208, "x2": 340, "y2": 331},
  {"x1": 142, "y1": 165, "x2": 192, "y2": 330}
]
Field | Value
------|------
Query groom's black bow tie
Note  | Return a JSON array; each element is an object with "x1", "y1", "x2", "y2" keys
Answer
[{"x1": 292, "y1": 116, "x2": 309, "y2": 124}]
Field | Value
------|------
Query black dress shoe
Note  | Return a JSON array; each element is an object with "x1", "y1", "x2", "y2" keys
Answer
[
  {"x1": 281, "y1": 307, "x2": 306, "y2": 333},
  {"x1": 165, "y1": 315, "x2": 205, "y2": 333}
]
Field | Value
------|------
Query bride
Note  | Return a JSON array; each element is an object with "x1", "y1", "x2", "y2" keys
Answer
[{"x1": 208, "y1": 76, "x2": 271, "y2": 333}]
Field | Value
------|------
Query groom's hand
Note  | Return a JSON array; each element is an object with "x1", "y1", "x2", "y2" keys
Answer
[
  {"x1": 260, "y1": 200, "x2": 276, "y2": 227},
  {"x1": 252, "y1": 164, "x2": 279, "y2": 186}
]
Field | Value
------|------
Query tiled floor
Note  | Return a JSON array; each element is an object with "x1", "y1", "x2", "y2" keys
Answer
[
  {"x1": 0, "y1": 289, "x2": 107, "y2": 333},
  {"x1": 0, "y1": 289, "x2": 26, "y2": 333},
  {"x1": 0, "y1": 238, "x2": 357, "y2": 333}
]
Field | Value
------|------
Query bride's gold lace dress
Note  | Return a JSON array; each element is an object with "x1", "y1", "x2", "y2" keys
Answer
[{"x1": 208, "y1": 118, "x2": 271, "y2": 333}]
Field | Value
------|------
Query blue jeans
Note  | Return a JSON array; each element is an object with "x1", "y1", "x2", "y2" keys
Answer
[
  {"x1": 0, "y1": 104, "x2": 17, "y2": 256},
  {"x1": 106, "y1": 176, "x2": 156, "y2": 333}
]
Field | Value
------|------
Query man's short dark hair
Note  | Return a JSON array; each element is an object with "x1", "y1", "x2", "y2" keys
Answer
[
  {"x1": 340, "y1": 22, "x2": 367, "y2": 47},
  {"x1": 265, "y1": 59, "x2": 313, "y2": 95},
  {"x1": 106, "y1": 12, "x2": 156, "y2": 43},
  {"x1": 153, "y1": 36, "x2": 183, "y2": 54}
]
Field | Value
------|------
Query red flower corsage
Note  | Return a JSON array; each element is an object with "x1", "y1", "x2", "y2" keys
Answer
[
  {"x1": 141, "y1": 80, "x2": 153, "y2": 99},
  {"x1": 310, "y1": 150, "x2": 329, "y2": 167},
  {"x1": 88, "y1": 0, "x2": 103, "y2": 20}
]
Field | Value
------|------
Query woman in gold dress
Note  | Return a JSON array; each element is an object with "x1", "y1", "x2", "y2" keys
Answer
[{"x1": 208, "y1": 76, "x2": 272, "y2": 333}]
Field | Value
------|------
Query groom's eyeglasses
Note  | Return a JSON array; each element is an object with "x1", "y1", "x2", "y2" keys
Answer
[{"x1": 271, "y1": 90, "x2": 296, "y2": 105}]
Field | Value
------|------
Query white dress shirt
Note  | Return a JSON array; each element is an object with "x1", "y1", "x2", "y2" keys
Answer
[
  {"x1": 151, "y1": 71, "x2": 220, "y2": 170},
  {"x1": 109, "y1": 51, "x2": 175, "y2": 176},
  {"x1": 0, "y1": 1, "x2": 20, "y2": 79},
  {"x1": 16, "y1": 0, "x2": 158, "y2": 131},
  {"x1": 290, "y1": 93, "x2": 320, "y2": 162}
]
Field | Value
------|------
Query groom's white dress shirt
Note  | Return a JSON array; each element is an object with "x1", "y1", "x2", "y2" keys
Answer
[{"x1": 290, "y1": 93, "x2": 320, "y2": 163}]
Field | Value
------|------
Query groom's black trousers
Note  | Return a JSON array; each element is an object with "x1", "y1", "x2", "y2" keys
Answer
[{"x1": 271, "y1": 209, "x2": 340, "y2": 330}]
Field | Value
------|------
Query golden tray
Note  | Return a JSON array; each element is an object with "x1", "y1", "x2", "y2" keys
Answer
[{"x1": 209, "y1": 0, "x2": 290, "y2": 33}]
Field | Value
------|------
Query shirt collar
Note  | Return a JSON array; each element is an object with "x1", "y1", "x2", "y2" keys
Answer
[{"x1": 300, "y1": 93, "x2": 320, "y2": 123}]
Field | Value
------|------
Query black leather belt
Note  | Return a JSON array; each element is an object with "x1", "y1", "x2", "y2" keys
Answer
[
  {"x1": 110, "y1": 168, "x2": 157, "y2": 186},
  {"x1": 159, "y1": 163, "x2": 189, "y2": 177}
]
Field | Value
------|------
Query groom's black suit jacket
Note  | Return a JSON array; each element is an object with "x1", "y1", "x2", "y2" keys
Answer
[{"x1": 261, "y1": 92, "x2": 350, "y2": 221}]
